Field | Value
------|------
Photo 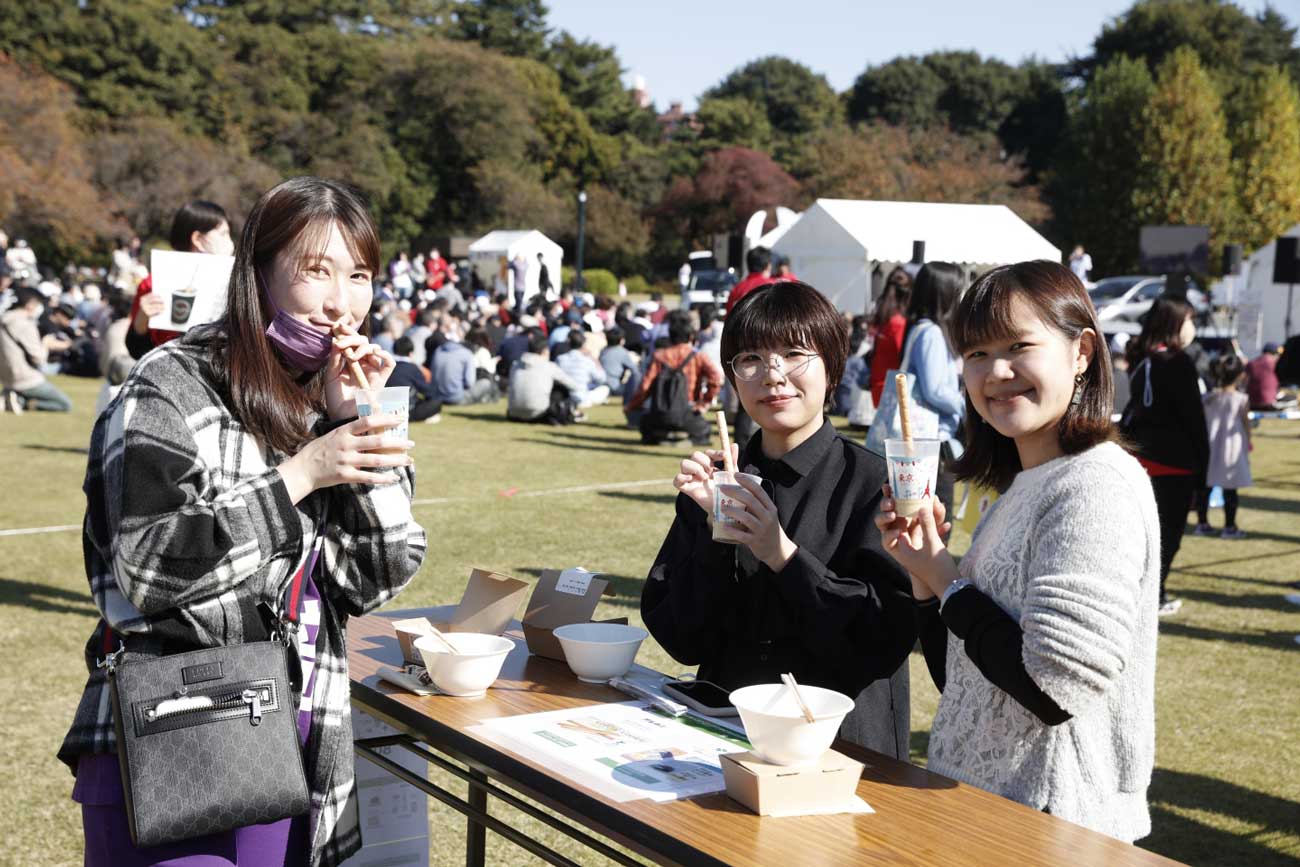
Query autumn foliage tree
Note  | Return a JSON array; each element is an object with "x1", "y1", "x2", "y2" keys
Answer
[
  {"x1": 1132, "y1": 47, "x2": 1238, "y2": 260},
  {"x1": 653, "y1": 148, "x2": 802, "y2": 248},
  {"x1": 0, "y1": 56, "x2": 122, "y2": 261},
  {"x1": 1231, "y1": 65, "x2": 1300, "y2": 253}
]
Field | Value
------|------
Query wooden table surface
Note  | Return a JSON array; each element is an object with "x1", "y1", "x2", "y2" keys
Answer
[{"x1": 348, "y1": 608, "x2": 1181, "y2": 867}]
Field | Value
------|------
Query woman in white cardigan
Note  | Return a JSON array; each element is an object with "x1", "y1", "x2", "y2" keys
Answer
[{"x1": 876, "y1": 260, "x2": 1160, "y2": 842}]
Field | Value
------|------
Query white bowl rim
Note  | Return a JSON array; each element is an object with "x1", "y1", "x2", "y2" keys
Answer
[
  {"x1": 552, "y1": 623, "x2": 649, "y2": 644},
  {"x1": 414, "y1": 633, "x2": 514, "y2": 659},
  {"x1": 728, "y1": 683, "x2": 855, "y2": 721}
]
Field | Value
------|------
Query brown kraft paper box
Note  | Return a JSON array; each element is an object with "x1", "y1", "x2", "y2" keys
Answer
[
  {"x1": 521, "y1": 568, "x2": 627, "y2": 661},
  {"x1": 393, "y1": 568, "x2": 530, "y2": 665},
  {"x1": 720, "y1": 750, "x2": 865, "y2": 817}
]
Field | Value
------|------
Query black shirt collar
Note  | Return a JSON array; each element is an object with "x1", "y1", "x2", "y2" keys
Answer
[{"x1": 742, "y1": 418, "x2": 838, "y2": 480}]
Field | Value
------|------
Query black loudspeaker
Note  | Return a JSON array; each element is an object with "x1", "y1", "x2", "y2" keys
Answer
[
  {"x1": 911, "y1": 241, "x2": 926, "y2": 264},
  {"x1": 1223, "y1": 244, "x2": 1242, "y2": 276},
  {"x1": 1274, "y1": 237, "x2": 1300, "y2": 284}
]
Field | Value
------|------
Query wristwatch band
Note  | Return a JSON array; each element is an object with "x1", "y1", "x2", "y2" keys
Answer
[{"x1": 940, "y1": 578, "x2": 973, "y2": 612}]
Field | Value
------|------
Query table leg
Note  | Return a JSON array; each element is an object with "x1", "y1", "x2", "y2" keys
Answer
[{"x1": 466, "y1": 768, "x2": 488, "y2": 867}]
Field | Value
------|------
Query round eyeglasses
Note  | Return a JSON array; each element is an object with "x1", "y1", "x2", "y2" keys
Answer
[{"x1": 729, "y1": 350, "x2": 820, "y2": 382}]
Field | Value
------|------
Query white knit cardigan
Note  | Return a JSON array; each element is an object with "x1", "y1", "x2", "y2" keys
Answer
[{"x1": 927, "y1": 442, "x2": 1160, "y2": 842}]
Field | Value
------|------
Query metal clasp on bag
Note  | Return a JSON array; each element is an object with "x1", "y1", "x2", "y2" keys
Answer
[{"x1": 96, "y1": 642, "x2": 126, "y2": 676}]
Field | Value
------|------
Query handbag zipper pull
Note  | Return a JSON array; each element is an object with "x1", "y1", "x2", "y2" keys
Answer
[
  {"x1": 242, "y1": 689, "x2": 262, "y2": 726},
  {"x1": 96, "y1": 642, "x2": 125, "y2": 676}
]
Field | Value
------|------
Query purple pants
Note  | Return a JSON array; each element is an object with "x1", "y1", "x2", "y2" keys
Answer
[{"x1": 74, "y1": 755, "x2": 309, "y2": 867}]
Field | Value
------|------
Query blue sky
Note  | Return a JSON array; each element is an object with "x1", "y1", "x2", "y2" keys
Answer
[{"x1": 546, "y1": 0, "x2": 1284, "y2": 110}]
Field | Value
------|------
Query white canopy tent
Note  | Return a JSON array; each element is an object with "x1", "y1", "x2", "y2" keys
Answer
[
  {"x1": 1222, "y1": 223, "x2": 1300, "y2": 358},
  {"x1": 770, "y1": 199, "x2": 1061, "y2": 312},
  {"x1": 467, "y1": 230, "x2": 563, "y2": 303}
]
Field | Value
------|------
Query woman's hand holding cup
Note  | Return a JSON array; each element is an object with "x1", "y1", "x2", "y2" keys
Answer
[
  {"x1": 325, "y1": 325, "x2": 395, "y2": 421},
  {"x1": 876, "y1": 484, "x2": 958, "y2": 600},
  {"x1": 277, "y1": 414, "x2": 414, "y2": 504}
]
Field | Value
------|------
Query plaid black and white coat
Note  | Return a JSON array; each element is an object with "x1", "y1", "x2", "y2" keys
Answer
[{"x1": 58, "y1": 330, "x2": 427, "y2": 867}]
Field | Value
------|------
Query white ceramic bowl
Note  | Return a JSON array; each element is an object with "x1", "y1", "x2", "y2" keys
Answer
[
  {"x1": 414, "y1": 633, "x2": 514, "y2": 696},
  {"x1": 552, "y1": 623, "x2": 648, "y2": 683},
  {"x1": 729, "y1": 683, "x2": 855, "y2": 766}
]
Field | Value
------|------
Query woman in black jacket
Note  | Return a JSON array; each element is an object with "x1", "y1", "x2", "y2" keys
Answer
[{"x1": 1124, "y1": 297, "x2": 1209, "y2": 616}]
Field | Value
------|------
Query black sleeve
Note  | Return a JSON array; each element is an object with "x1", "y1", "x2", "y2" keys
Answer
[
  {"x1": 125, "y1": 325, "x2": 153, "y2": 360},
  {"x1": 769, "y1": 498, "x2": 918, "y2": 694},
  {"x1": 913, "y1": 597, "x2": 948, "y2": 691},
  {"x1": 641, "y1": 494, "x2": 738, "y2": 666},
  {"x1": 940, "y1": 587, "x2": 1072, "y2": 726}
]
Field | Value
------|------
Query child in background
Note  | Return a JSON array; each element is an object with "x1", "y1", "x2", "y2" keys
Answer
[{"x1": 1194, "y1": 354, "x2": 1253, "y2": 539}]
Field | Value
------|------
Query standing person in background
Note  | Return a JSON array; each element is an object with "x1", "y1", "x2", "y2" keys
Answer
[
  {"x1": 1123, "y1": 297, "x2": 1208, "y2": 617},
  {"x1": 899, "y1": 262, "x2": 965, "y2": 518},
  {"x1": 127, "y1": 200, "x2": 234, "y2": 359},
  {"x1": 1068, "y1": 245, "x2": 1093, "y2": 283},
  {"x1": 510, "y1": 254, "x2": 529, "y2": 310},
  {"x1": 1194, "y1": 354, "x2": 1252, "y2": 540},
  {"x1": 726, "y1": 247, "x2": 776, "y2": 315},
  {"x1": 536, "y1": 252, "x2": 552, "y2": 300},
  {"x1": 867, "y1": 268, "x2": 912, "y2": 406}
]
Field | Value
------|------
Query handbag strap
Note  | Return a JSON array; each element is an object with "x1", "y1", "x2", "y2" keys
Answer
[
  {"x1": 898, "y1": 321, "x2": 934, "y2": 377},
  {"x1": 99, "y1": 506, "x2": 329, "y2": 669}
]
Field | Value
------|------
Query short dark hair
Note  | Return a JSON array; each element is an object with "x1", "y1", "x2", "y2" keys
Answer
[
  {"x1": 567, "y1": 329, "x2": 586, "y2": 350},
  {"x1": 605, "y1": 325, "x2": 624, "y2": 346},
  {"x1": 393, "y1": 336, "x2": 414, "y2": 357},
  {"x1": 949, "y1": 260, "x2": 1117, "y2": 492},
  {"x1": 1210, "y1": 352, "x2": 1244, "y2": 388},
  {"x1": 746, "y1": 246, "x2": 771, "y2": 274},
  {"x1": 697, "y1": 303, "x2": 717, "y2": 330},
  {"x1": 666, "y1": 310, "x2": 694, "y2": 345},
  {"x1": 169, "y1": 200, "x2": 229, "y2": 253},
  {"x1": 1126, "y1": 296, "x2": 1194, "y2": 366},
  {"x1": 16, "y1": 287, "x2": 45, "y2": 309},
  {"x1": 527, "y1": 327, "x2": 549, "y2": 355},
  {"x1": 720, "y1": 280, "x2": 848, "y2": 392}
]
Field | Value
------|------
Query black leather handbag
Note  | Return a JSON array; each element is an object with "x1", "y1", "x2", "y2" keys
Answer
[{"x1": 100, "y1": 543, "x2": 317, "y2": 848}]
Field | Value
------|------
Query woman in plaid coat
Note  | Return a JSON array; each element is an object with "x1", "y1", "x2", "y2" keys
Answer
[{"x1": 59, "y1": 177, "x2": 427, "y2": 866}]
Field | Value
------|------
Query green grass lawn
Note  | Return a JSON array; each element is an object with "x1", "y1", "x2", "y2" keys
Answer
[{"x1": 2, "y1": 375, "x2": 1297, "y2": 866}]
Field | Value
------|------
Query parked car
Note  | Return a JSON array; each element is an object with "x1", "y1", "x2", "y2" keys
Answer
[
  {"x1": 1088, "y1": 275, "x2": 1209, "y2": 322},
  {"x1": 681, "y1": 268, "x2": 737, "y2": 310}
]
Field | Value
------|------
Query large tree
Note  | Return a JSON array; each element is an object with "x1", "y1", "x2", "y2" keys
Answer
[
  {"x1": 451, "y1": 0, "x2": 549, "y2": 59},
  {"x1": 653, "y1": 147, "x2": 801, "y2": 247},
  {"x1": 1131, "y1": 47, "x2": 1238, "y2": 263},
  {"x1": 703, "y1": 57, "x2": 841, "y2": 138},
  {"x1": 546, "y1": 31, "x2": 655, "y2": 141},
  {"x1": 0, "y1": 58, "x2": 124, "y2": 261},
  {"x1": 1232, "y1": 65, "x2": 1300, "y2": 253},
  {"x1": 1051, "y1": 55, "x2": 1155, "y2": 274}
]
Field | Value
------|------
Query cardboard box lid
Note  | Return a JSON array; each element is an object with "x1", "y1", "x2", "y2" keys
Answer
[
  {"x1": 451, "y1": 568, "x2": 530, "y2": 635},
  {"x1": 721, "y1": 750, "x2": 863, "y2": 779},
  {"x1": 522, "y1": 568, "x2": 614, "y2": 630}
]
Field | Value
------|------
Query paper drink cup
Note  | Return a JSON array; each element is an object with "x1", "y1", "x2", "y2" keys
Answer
[
  {"x1": 171, "y1": 286, "x2": 197, "y2": 324},
  {"x1": 356, "y1": 386, "x2": 410, "y2": 454},
  {"x1": 885, "y1": 438, "x2": 941, "y2": 518},
  {"x1": 712, "y1": 471, "x2": 762, "y2": 544}
]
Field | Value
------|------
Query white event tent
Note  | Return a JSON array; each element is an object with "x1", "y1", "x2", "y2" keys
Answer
[
  {"x1": 770, "y1": 199, "x2": 1061, "y2": 312},
  {"x1": 467, "y1": 230, "x2": 563, "y2": 303},
  {"x1": 1222, "y1": 222, "x2": 1300, "y2": 358}
]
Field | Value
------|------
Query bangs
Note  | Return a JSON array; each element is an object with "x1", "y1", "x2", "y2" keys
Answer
[
  {"x1": 950, "y1": 267, "x2": 1023, "y2": 354},
  {"x1": 721, "y1": 280, "x2": 848, "y2": 389},
  {"x1": 287, "y1": 214, "x2": 380, "y2": 277}
]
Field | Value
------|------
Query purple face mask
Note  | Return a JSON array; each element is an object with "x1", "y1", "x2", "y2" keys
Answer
[{"x1": 260, "y1": 272, "x2": 334, "y2": 372}]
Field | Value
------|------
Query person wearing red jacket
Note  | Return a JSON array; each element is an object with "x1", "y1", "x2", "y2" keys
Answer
[
  {"x1": 126, "y1": 201, "x2": 234, "y2": 359},
  {"x1": 726, "y1": 247, "x2": 778, "y2": 315}
]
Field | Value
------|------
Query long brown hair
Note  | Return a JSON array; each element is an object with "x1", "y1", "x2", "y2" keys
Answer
[
  {"x1": 1125, "y1": 296, "x2": 1193, "y2": 366},
  {"x1": 949, "y1": 260, "x2": 1118, "y2": 491},
  {"x1": 200, "y1": 177, "x2": 380, "y2": 455}
]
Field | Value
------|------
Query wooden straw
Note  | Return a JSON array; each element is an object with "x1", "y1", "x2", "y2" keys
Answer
[
  {"x1": 332, "y1": 323, "x2": 371, "y2": 390},
  {"x1": 895, "y1": 373, "x2": 914, "y2": 443},
  {"x1": 781, "y1": 673, "x2": 817, "y2": 724},
  {"x1": 716, "y1": 410, "x2": 737, "y2": 473}
]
